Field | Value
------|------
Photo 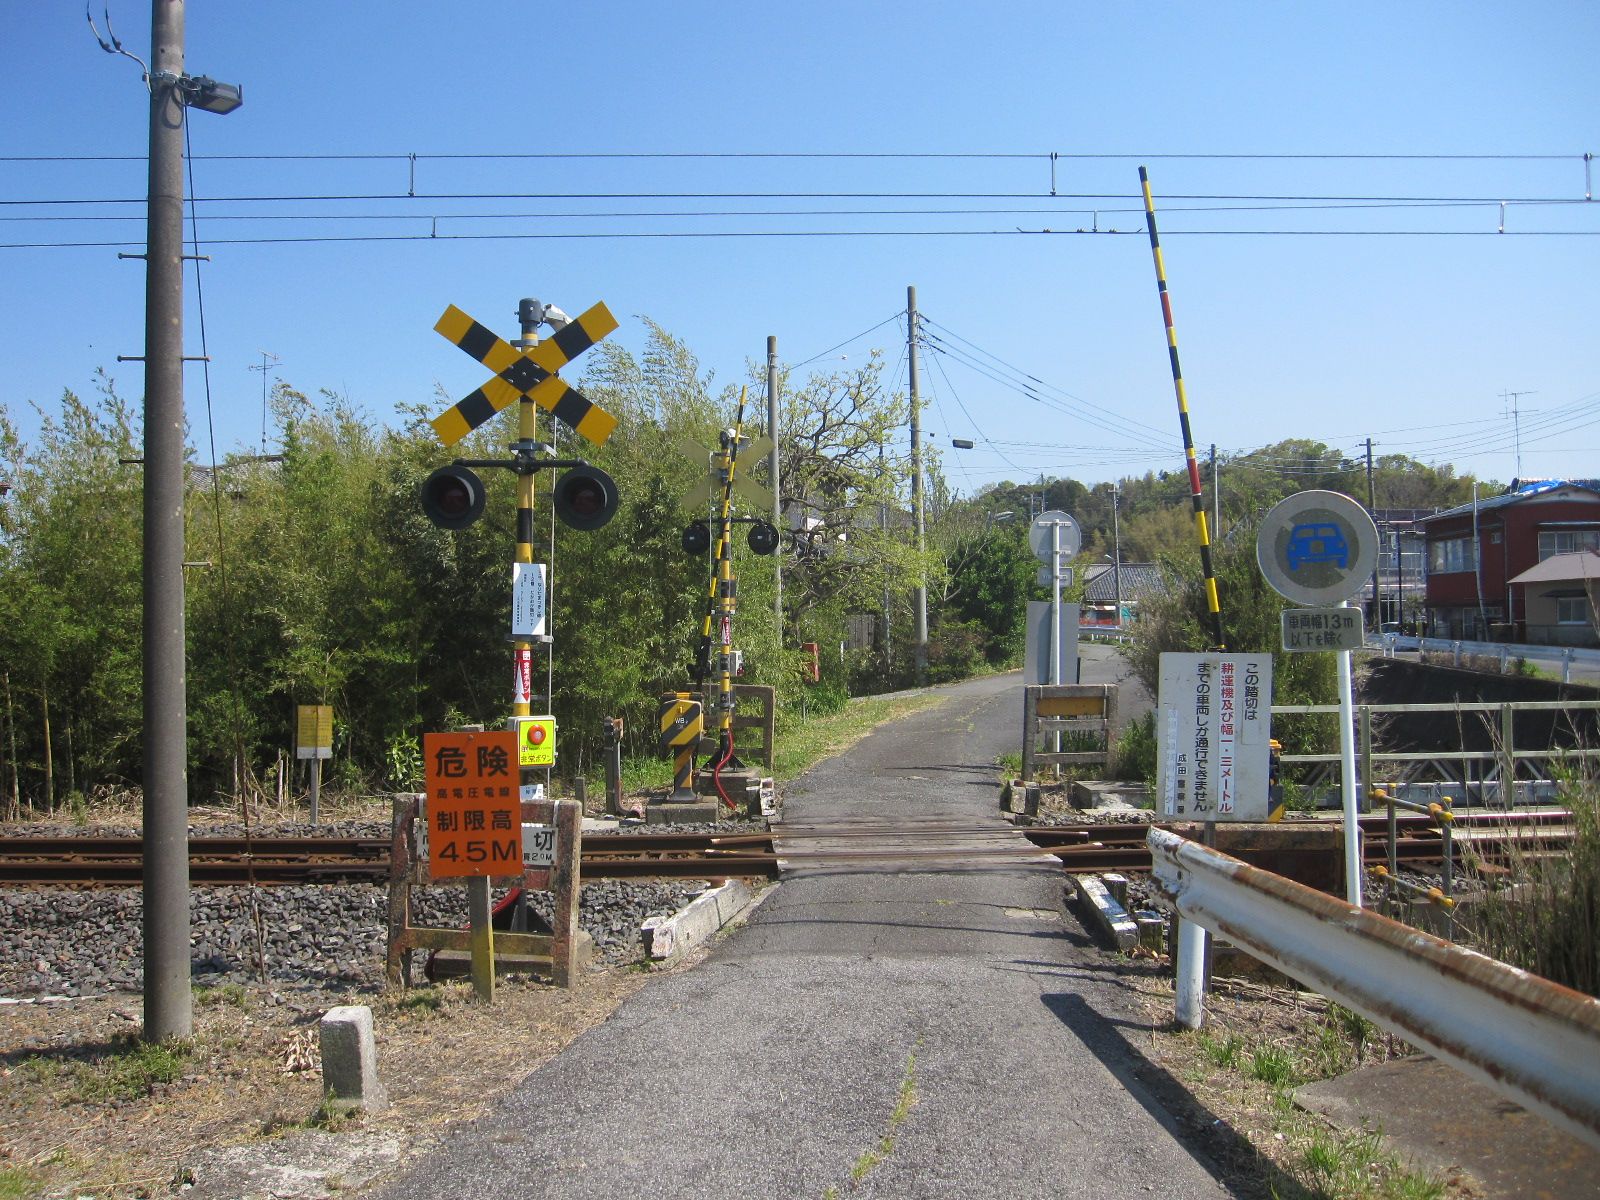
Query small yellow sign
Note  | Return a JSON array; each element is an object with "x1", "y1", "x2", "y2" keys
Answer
[
  {"x1": 295, "y1": 705, "x2": 333, "y2": 760},
  {"x1": 514, "y1": 715, "x2": 557, "y2": 768}
]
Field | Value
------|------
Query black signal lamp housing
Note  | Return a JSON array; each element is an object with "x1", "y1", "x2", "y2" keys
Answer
[
  {"x1": 552, "y1": 464, "x2": 619, "y2": 531},
  {"x1": 420, "y1": 464, "x2": 487, "y2": 530},
  {"x1": 682, "y1": 521, "x2": 711, "y2": 556},
  {"x1": 747, "y1": 520, "x2": 781, "y2": 556}
]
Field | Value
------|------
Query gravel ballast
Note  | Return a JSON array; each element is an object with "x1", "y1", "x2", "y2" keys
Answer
[{"x1": 0, "y1": 819, "x2": 760, "y2": 998}]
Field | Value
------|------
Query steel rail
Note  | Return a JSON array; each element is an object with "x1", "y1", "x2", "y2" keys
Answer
[
  {"x1": 0, "y1": 815, "x2": 1573, "y2": 886},
  {"x1": 1149, "y1": 827, "x2": 1600, "y2": 1151}
]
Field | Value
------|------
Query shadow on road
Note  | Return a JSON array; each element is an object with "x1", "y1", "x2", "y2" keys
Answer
[{"x1": 1041, "y1": 990, "x2": 1316, "y2": 1199}]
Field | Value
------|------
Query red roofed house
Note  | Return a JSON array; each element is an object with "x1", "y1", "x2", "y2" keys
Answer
[{"x1": 1419, "y1": 480, "x2": 1600, "y2": 642}]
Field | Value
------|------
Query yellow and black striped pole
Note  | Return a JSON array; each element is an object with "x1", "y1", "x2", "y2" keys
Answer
[
  {"x1": 694, "y1": 389, "x2": 749, "y2": 765},
  {"x1": 510, "y1": 303, "x2": 546, "y2": 761},
  {"x1": 1139, "y1": 166, "x2": 1226, "y2": 652}
]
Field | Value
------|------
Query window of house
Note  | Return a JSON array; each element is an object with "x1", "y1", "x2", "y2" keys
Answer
[
  {"x1": 1428, "y1": 537, "x2": 1476, "y2": 574},
  {"x1": 1557, "y1": 596, "x2": 1592, "y2": 626},
  {"x1": 1538, "y1": 529, "x2": 1600, "y2": 561}
]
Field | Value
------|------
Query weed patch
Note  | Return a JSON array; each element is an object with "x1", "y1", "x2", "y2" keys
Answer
[{"x1": 73, "y1": 1037, "x2": 192, "y2": 1104}]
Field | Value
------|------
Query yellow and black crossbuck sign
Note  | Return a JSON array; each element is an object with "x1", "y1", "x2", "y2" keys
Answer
[{"x1": 431, "y1": 302, "x2": 619, "y2": 447}]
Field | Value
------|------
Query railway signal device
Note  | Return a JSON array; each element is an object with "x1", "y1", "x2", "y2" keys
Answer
[
  {"x1": 424, "y1": 295, "x2": 621, "y2": 789},
  {"x1": 663, "y1": 391, "x2": 780, "y2": 813}
]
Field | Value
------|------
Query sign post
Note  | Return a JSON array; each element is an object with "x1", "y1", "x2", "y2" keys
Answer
[
  {"x1": 1256, "y1": 490, "x2": 1380, "y2": 906},
  {"x1": 294, "y1": 704, "x2": 333, "y2": 824},
  {"x1": 1029, "y1": 511, "x2": 1082, "y2": 687},
  {"x1": 421, "y1": 729, "x2": 521, "y2": 1001}
]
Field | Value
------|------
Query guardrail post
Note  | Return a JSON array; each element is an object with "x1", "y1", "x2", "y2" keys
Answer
[
  {"x1": 1021, "y1": 686, "x2": 1038, "y2": 782},
  {"x1": 1383, "y1": 788, "x2": 1398, "y2": 880},
  {"x1": 1440, "y1": 800, "x2": 1455, "y2": 903},
  {"x1": 1453, "y1": 640, "x2": 1462, "y2": 666},
  {"x1": 1360, "y1": 706, "x2": 1373, "y2": 815},
  {"x1": 1500, "y1": 703, "x2": 1516, "y2": 808},
  {"x1": 1565, "y1": 648, "x2": 1574, "y2": 684},
  {"x1": 1174, "y1": 913, "x2": 1207, "y2": 1029}
]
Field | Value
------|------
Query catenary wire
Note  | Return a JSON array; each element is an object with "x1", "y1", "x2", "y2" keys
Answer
[{"x1": 920, "y1": 316, "x2": 1173, "y2": 443}]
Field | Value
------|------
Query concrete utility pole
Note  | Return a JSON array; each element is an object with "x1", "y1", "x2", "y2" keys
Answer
[
  {"x1": 1112, "y1": 484, "x2": 1123, "y2": 625},
  {"x1": 1210, "y1": 443, "x2": 1219, "y2": 541},
  {"x1": 908, "y1": 286, "x2": 927, "y2": 683},
  {"x1": 142, "y1": 0, "x2": 192, "y2": 1042},
  {"x1": 1366, "y1": 437, "x2": 1378, "y2": 629},
  {"x1": 767, "y1": 336, "x2": 782, "y2": 640}
]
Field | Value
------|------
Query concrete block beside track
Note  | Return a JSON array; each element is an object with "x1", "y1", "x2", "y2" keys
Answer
[
  {"x1": 1068, "y1": 874, "x2": 1139, "y2": 951},
  {"x1": 641, "y1": 879, "x2": 762, "y2": 961},
  {"x1": 319, "y1": 1005, "x2": 388, "y2": 1114}
]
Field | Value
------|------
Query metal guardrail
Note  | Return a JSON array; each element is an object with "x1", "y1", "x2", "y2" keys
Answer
[
  {"x1": 1370, "y1": 633, "x2": 1600, "y2": 681},
  {"x1": 1148, "y1": 827, "x2": 1600, "y2": 1151}
]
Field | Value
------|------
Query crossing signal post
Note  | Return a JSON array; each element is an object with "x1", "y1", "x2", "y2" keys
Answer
[
  {"x1": 424, "y1": 295, "x2": 619, "y2": 786},
  {"x1": 419, "y1": 294, "x2": 620, "y2": 997},
  {"x1": 652, "y1": 390, "x2": 781, "y2": 821}
]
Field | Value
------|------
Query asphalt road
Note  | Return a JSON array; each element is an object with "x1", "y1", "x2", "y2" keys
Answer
[{"x1": 375, "y1": 653, "x2": 1230, "y2": 1199}]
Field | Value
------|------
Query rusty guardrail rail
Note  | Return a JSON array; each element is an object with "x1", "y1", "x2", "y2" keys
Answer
[{"x1": 1148, "y1": 826, "x2": 1600, "y2": 1151}]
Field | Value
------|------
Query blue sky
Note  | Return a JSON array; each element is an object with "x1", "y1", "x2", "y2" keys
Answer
[{"x1": 4, "y1": 2, "x2": 1596, "y2": 493}]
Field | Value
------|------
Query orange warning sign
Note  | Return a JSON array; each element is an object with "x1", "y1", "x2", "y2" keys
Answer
[{"x1": 422, "y1": 730, "x2": 521, "y2": 879}]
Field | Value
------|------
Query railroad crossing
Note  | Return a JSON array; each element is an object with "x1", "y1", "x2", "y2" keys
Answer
[{"x1": 373, "y1": 659, "x2": 1234, "y2": 1200}]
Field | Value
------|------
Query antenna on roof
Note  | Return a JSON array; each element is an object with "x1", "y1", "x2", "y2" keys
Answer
[{"x1": 1501, "y1": 389, "x2": 1537, "y2": 485}]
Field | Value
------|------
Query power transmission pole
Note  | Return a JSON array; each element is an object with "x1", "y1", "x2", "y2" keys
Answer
[
  {"x1": 908, "y1": 286, "x2": 927, "y2": 683},
  {"x1": 142, "y1": 0, "x2": 193, "y2": 1043},
  {"x1": 767, "y1": 336, "x2": 782, "y2": 639}
]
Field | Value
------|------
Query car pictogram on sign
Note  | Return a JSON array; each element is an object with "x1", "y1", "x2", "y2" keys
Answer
[{"x1": 1285, "y1": 522, "x2": 1350, "y2": 571}]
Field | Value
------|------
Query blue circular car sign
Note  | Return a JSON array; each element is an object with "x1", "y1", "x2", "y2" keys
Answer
[{"x1": 1256, "y1": 490, "x2": 1379, "y2": 605}]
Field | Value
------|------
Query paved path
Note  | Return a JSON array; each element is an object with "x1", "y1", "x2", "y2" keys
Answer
[{"x1": 376, "y1": 654, "x2": 1231, "y2": 1198}]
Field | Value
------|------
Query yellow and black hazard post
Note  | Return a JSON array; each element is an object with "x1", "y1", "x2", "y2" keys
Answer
[
  {"x1": 1267, "y1": 738, "x2": 1284, "y2": 822},
  {"x1": 658, "y1": 692, "x2": 703, "y2": 801}
]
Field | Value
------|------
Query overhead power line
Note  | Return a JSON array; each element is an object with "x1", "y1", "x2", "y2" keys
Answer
[{"x1": 2, "y1": 149, "x2": 1588, "y2": 163}]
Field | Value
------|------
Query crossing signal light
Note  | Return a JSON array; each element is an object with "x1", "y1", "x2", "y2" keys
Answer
[
  {"x1": 420, "y1": 464, "x2": 487, "y2": 530},
  {"x1": 747, "y1": 520, "x2": 780, "y2": 556},
  {"x1": 552, "y1": 464, "x2": 618, "y2": 531},
  {"x1": 682, "y1": 521, "x2": 711, "y2": 556}
]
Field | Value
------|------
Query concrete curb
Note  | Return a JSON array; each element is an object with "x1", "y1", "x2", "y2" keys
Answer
[
  {"x1": 1068, "y1": 874, "x2": 1139, "y2": 951},
  {"x1": 640, "y1": 878, "x2": 767, "y2": 962}
]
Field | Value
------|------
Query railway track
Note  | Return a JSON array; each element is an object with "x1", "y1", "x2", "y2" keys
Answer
[{"x1": 0, "y1": 809, "x2": 1573, "y2": 886}]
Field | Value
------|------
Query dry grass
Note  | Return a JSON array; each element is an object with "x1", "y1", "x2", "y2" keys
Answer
[{"x1": 0, "y1": 969, "x2": 647, "y2": 1199}]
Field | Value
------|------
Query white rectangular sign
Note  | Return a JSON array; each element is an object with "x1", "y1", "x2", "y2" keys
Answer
[
  {"x1": 521, "y1": 822, "x2": 556, "y2": 868},
  {"x1": 1281, "y1": 607, "x2": 1364, "y2": 652},
  {"x1": 1156, "y1": 653, "x2": 1273, "y2": 822},
  {"x1": 511, "y1": 562, "x2": 547, "y2": 637}
]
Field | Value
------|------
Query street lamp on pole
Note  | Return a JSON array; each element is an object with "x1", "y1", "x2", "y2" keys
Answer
[{"x1": 137, "y1": 4, "x2": 245, "y2": 1043}]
